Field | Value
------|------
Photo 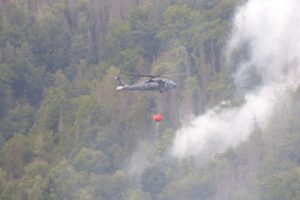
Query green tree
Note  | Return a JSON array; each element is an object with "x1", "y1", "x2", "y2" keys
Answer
[
  {"x1": 104, "y1": 20, "x2": 138, "y2": 70},
  {"x1": 1, "y1": 181, "x2": 23, "y2": 200},
  {"x1": 73, "y1": 147, "x2": 111, "y2": 174},
  {"x1": 0, "y1": 168, "x2": 6, "y2": 196},
  {"x1": 92, "y1": 171, "x2": 130, "y2": 200},
  {"x1": 1, "y1": 134, "x2": 33, "y2": 179},
  {"x1": 141, "y1": 165, "x2": 167, "y2": 198},
  {"x1": 129, "y1": 5, "x2": 161, "y2": 62},
  {"x1": 45, "y1": 160, "x2": 84, "y2": 200},
  {"x1": 260, "y1": 168, "x2": 300, "y2": 200},
  {"x1": 1, "y1": 103, "x2": 34, "y2": 139},
  {"x1": 160, "y1": 4, "x2": 198, "y2": 45},
  {"x1": 34, "y1": 88, "x2": 66, "y2": 132},
  {"x1": 31, "y1": 2, "x2": 71, "y2": 72}
]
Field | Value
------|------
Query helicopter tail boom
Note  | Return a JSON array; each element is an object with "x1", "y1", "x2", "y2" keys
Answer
[
  {"x1": 114, "y1": 76, "x2": 127, "y2": 86},
  {"x1": 114, "y1": 76, "x2": 128, "y2": 90}
]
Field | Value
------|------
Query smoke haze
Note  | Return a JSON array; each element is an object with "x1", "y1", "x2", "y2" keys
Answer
[{"x1": 172, "y1": 0, "x2": 300, "y2": 158}]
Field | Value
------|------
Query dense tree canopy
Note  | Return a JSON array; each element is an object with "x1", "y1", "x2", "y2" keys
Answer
[{"x1": 0, "y1": 0, "x2": 299, "y2": 199}]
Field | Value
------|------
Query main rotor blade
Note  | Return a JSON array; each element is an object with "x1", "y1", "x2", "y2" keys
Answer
[
  {"x1": 161, "y1": 72, "x2": 188, "y2": 77},
  {"x1": 127, "y1": 74, "x2": 160, "y2": 78}
]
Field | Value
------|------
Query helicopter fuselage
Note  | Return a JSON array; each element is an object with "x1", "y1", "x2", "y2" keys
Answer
[{"x1": 115, "y1": 77, "x2": 177, "y2": 93}]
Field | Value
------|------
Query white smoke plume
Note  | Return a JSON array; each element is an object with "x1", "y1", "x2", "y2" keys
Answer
[
  {"x1": 172, "y1": 0, "x2": 300, "y2": 158},
  {"x1": 126, "y1": 141, "x2": 153, "y2": 176}
]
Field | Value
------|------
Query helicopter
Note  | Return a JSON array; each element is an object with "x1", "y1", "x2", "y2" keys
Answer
[{"x1": 114, "y1": 74, "x2": 177, "y2": 93}]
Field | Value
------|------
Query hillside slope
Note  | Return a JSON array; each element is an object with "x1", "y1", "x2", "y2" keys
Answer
[{"x1": 1, "y1": 0, "x2": 299, "y2": 200}]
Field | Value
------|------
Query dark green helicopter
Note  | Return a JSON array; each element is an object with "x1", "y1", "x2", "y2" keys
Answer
[{"x1": 114, "y1": 74, "x2": 177, "y2": 93}]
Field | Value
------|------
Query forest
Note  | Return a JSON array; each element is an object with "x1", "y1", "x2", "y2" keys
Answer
[{"x1": 0, "y1": 0, "x2": 300, "y2": 199}]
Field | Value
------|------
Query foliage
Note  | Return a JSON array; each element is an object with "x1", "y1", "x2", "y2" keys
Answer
[{"x1": 2, "y1": 0, "x2": 299, "y2": 200}]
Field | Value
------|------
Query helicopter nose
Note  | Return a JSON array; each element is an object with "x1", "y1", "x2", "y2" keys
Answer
[
  {"x1": 165, "y1": 80, "x2": 177, "y2": 90},
  {"x1": 173, "y1": 82, "x2": 177, "y2": 88},
  {"x1": 170, "y1": 81, "x2": 177, "y2": 89}
]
